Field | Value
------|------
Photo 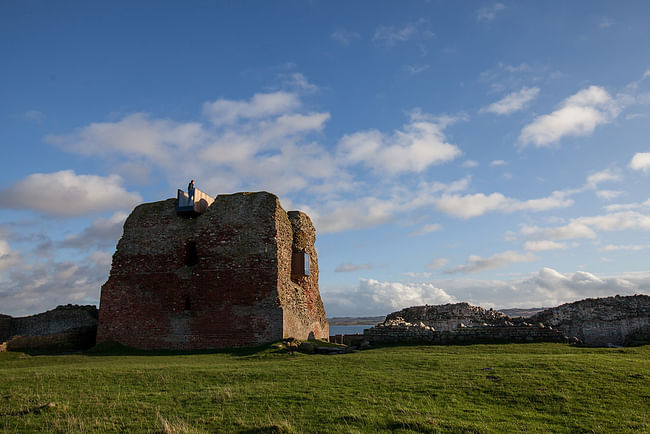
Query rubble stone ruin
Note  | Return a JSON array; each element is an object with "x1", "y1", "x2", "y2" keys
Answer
[
  {"x1": 365, "y1": 303, "x2": 568, "y2": 345},
  {"x1": 96, "y1": 188, "x2": 329, "y2": 350},
  {"x1": 364, "y1": 296, "x2": 650, "y2": 347}
]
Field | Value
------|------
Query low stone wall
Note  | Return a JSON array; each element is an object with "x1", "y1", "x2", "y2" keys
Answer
[
  {"x1": 0, "y1": 314, "x2": 11, "y2": 342},
  {"x1": 0, "y1": 305, "x2": 98, "y2": 352},
  {"x1": 330, "y1": 333, "x2": 367, "y2": 346},
  {"x1": 364, "y1": 322, "x2": 568, "y2": 345},
  {"x1": 9, "y1": 305, "x2": 97, "y2": 337},
  {"x1": 6, "y1": 330, "x2": 96, "y2": 352}
]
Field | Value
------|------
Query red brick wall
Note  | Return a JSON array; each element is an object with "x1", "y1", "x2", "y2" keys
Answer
[{"x1": 97, "y1": 192, "x2": 328, "y2": 350}]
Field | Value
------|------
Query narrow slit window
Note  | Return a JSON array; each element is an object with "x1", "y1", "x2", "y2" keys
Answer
[
  {"x1": 186, "y1": 241, "x2": 198, "y2": 266},
  {"x1": 185, "y1": 296, "x2": 191, "y2": 311}
]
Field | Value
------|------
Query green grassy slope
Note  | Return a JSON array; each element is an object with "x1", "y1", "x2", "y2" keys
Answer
[{"x1": 1, "y1": 344, "x2": 649, "y2": 433}]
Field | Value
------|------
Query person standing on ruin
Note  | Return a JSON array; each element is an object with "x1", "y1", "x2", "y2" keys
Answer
[{"x1": 188, "y1": 179, "x2": 195, "y2": 201}]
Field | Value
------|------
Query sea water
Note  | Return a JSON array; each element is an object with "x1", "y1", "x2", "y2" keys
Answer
[{"x1": 329, "y1": 325, "x2": 375, "y2": 335}]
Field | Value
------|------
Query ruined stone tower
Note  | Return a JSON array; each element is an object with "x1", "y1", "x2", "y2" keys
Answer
[{"x1": 96, "y1": 191, "x2": 329, "y2": 350}]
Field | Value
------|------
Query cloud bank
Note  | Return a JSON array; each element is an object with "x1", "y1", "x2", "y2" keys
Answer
[
  {"x1": 0, "y1": 171, "x2": 141, "y2": 217},
  {"x1": 322, "y1": 268, "x2": 650, "y2": 316}
]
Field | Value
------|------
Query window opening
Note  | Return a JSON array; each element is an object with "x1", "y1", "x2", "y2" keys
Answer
[
  {"x1": 291, "y1": 251, "x2": 310, "y2": 276},
  {"x1": 186, "y1": 240, "x2": 198, "y2": 266}
]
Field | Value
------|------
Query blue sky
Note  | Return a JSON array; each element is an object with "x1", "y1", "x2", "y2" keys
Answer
[{"x1": 1, "y1": 1, "x2": 650, "y2": 317}]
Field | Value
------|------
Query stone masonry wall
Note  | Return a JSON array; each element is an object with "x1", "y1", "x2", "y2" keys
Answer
[
  {"x1": 529, "y1": 295, "x2": 650, "y2": 346},
  {"x1": 364, "y1": 321, "x2": 567, "y2": 345},
  {"x1": 97, "y1": 191, "x2": 328, "y2": 350},
  {"x1": 280, "y1": 211, "x2": 328, "y2": 339}
]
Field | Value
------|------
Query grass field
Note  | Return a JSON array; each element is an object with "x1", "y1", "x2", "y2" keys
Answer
[{"x1": 1, "y1": 343, "x2": 649, "y2": 433}]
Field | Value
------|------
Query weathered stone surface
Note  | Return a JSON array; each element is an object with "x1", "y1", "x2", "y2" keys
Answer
[
  {"x1": 386, "y1": 303, "x2": 508, "y2": 331},
  {"x1": 529, "y1": 295, "x2": 650, "y2": 346},
  {"x1": 367, "y1": 296, "x2": 650, "y2": 347},
  {"x1": 96, "y1": 191, "x2": 328, "y2": 350},
  {"x1": 282, "y1": 211, "x2": 328, "y2": 340},
  {"x1": 365, "y1": 310, "x2": 568, "y2": 345}
]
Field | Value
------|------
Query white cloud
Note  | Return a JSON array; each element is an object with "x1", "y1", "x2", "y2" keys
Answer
[
  {"x1": 523, "y1": 240, "x2": 568, "y2": 251},
  {"x1": 62, "y1": 211, "x2": 128, "y2": 249},
  {"x1": 0, "y1": 254, "x2": 107, "y2": 316},
  {"x1": 490, "y1": 159, "x2": 507, "y2": 166},
  {"x1": 462, "y1": 160, "x2": 479, "y2": 168},
  {"x1": 599, "y1": 18, "x2": 615, "y2": 29},
  {"x1": 434, "y1": 192, "x2": 507, "y2": 218},
  {"x1": 337, "y1": 111, "x2": 462, "y2": 175},
  {"x1": 17, "y1": 109, "x2": 45, "y2": 123},
  {"x1": 321, "y1": 268, "x2": 650, "y2": 316},
  {"x1": 404, "y1": 272, "x2": 433, "y2": 278},
  {"x1": 307, "y1": 173, "x2": 568, "y2": 234},
  {"x1": 629, "y1": 152, "x2": 650, "y2": 172},
  {"x1": 522, "y1": 210, "x2": 650, "y2": 241},
  {"x1": 519, "y1": 86, "x2": 620, "y2": 147},
  {"x1": 605, "y1": 199, "x2": 650, "y2": 212},
  {"x1": 477, "y1": 3, "x2": 506, "y2": 22},
  {"x1": 433, "y1": 189, "x2": 573, "y2": 219},
  {"x1": 446, "y1": 250, "x2": 537, "y2": 274},
  {"x1": 0, "y1": 239, "x2": 20, "y2": 271},
  {"x1": 586, "y1": 168, "x2": 621, "y2": 186},
  {"x1": 310, "y1": 196, "x2": 399, "y2": 233},
  {"x1": 434, "y1": 268, "x2": 650, "y2": 311},
  {"x1": 578, "y1": 211, "x2": 650, "y2": 231},
  {"x1": 89, "y1": 251, "x2": 113, "y2": 268},
  {"x1": 596, "y1": 190, "x2": 623, "y2": 200},
  {"x1": 322, "y1": 278, "x2": 456, "y2": 316},
  {"x1": 373, "y1": 19, "x2": 434, "y2": 47},
  {"x1": 49, "y1": 91, "x2": 335, "y2": 197},
  {"x1": 426, "y1": 258, "x2": 449, "y2": 270},
  {"x1": 404, "y1": 64, "x2": 430, "y2": 75},
  {"x1": 410, "y1": 223, "x2": 442, "y2": 236},
  {"x1": 598, "y1": 244, "x2": 650, "y2": 252},
  {"x1": 281, "y1": 73, "x2": 319, "y2": 93},
  {"x1": 0, "y1": 170, "x2": 141, "y2": 217},
  {"x1": 331, "y1": 28, "x2": 360, "y2": 45},
  {"x1": 335, "y1": 263, "x2": 373, "y2": 272},
  {"x1": 625, "y1": 113, "x2": 650, "y2": 120},
  {"x1": 202, "y1": 91, "x2": 301, "y2": 125},
  {"x1": 480, "y1": 87, "x2": 539, "y2": 115},
  {"x1": 521, "y1": 221, "x2": 597, "y2": 240},
  {"x1": 46, "y1": 113, "x2": 205, "y2": 168}
]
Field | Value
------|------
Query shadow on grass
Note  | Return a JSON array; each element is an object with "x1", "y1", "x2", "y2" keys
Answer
[{"x1": 84, "y1": 340, "x2": 277, "y2": 357}]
